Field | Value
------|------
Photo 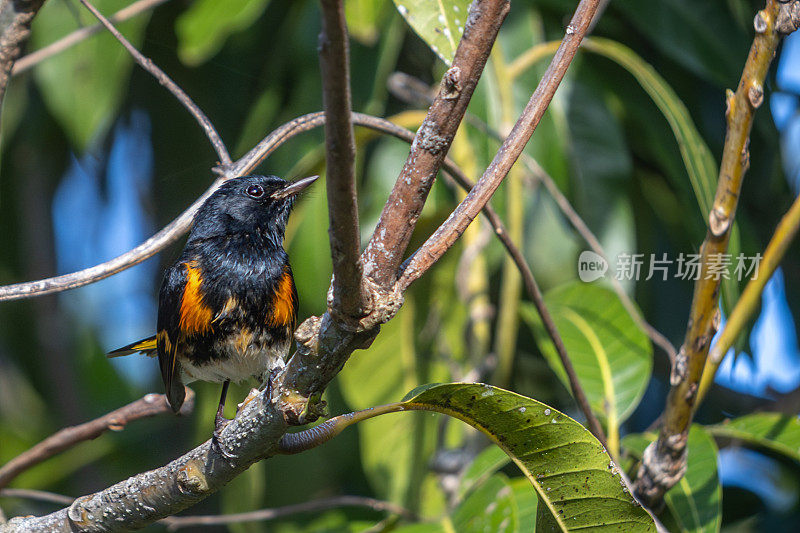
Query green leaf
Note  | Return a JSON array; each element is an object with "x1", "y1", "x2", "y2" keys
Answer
[
  {"x1": 509, "y1": 477, "x2": 538, "y2": 532},
  {"x1": 391, "y1": 0, "x2": 470, "y2": 65},
  {"x1": 580, "y1": 37, "x2": 741, "y2": 314},
  {"x1": 452, "y1": 474, "x2": 517, "y2": 533},
  {"x1": 581, "y1": 37, "x2": 716, "y2": 219},
  {"x1": 403, "y1": 383, "x2": 655, "y2": 531},
  {"x1": 458, "y1": 445, "x2": 511, "y2": 501},
  {"x1": 346, "y1": 0, "x2": 389, "y2": 45},
  {"x1": 622, "y1": 427, "x2": 721, "y2": 533},
  {"x1": 520, "y1": 282, "x2": 653, "y2": 429},
  {"x1": 708, "y1": 413, "x2": 800, "y2": 462},
  {"x1": 175, "y1": 0, "x2": 271, "y2": 66},
  {"x1": 30, "y1": 0, "x2": 150, "y2": 150}
]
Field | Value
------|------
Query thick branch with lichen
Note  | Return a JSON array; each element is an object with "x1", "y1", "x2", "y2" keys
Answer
[{"x1": 633, "y1": 0, "x2": 795, "y2": 507}]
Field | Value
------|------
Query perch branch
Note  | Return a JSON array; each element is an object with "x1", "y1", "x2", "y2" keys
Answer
[
  {"x1": 633, "y1": 0, "x2": 793, "y2": 507},
  {"x1": 318, "y1": 0, "x2": 368, "y2": 317},
  {"x1": 362, "y1": 0, "x2": 510, "y2": 288},
  {"x1": 697, "y1": 192, "x2": 800, "y2": 404},
  {"x1": 0, "y1": 390, "x2": 194, "y2": 490},
  {"x1": 12, "y1": 0, "x2": 169, "y2": 76},
  {"x1": 78, "y1": 0, "x2": 231, "y2": 167},
  {"x1": 396, "y1": 0, "x2": 602, "y2": 289}
]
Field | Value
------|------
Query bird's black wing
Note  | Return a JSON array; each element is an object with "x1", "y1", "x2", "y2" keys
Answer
[{"x1": 157, "y1": 261, "x2": 187, "y2": 412}]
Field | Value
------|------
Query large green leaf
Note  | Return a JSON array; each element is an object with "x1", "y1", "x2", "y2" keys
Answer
[
  {"x1": 520, "y1": 282, "x2": 652, "y2": 433},
  {"x1": 623, "y1": 426, "x2": 721, "y2": 533},
  {"x1": 391, "y1": 0, "x2": 470, "y2": 65},
  {"x1": 403, "y1": 383, "x2": 655, "y2": 531},
  {"x1": 30, "y1": 0, "x2": 150, "y2": 150},
  {"x1": 175, "y1": 0, "x2": 271, "y2": 66},
  {"x1": 708, "y1": 413, "x2": 800, "y2": 463}
]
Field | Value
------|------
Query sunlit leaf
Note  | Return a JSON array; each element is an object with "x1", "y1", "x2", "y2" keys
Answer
[
  {"x1": 175, "y1": 0, "x2": 271, "y2": 66},
  {"x1": 520, "y1": 282, "x2": 653, "y2": 431},
  {"x1": 623, "y1": 426, "x2": 721, "y2": 533},
  {"x1": 403, "y1": 383, "x2": 655, "y2": 531},
  {"x1": 708, "y1": 413, "x2": 800, "y2": 463},
  {"x1": 391, "y1": 0, "x2": 470, "y2": 65}
]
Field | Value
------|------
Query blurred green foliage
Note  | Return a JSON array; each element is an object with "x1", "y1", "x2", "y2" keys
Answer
[{"x1": 1, "y1": 0, "x2": 799, "y2": 531}]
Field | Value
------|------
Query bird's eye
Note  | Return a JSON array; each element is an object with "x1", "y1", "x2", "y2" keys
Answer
[{"x1": 246, "y1": 185, "x2": 264, "y2": 198}]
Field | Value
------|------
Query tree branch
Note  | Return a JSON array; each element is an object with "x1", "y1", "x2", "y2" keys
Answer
[
  {"x1": 12, "y1": 0, "x2": 169, "y2": 76},
  {"x1": 633, "y1": 0, "x2": 795, "y2": 507},
  {"x1": 0, "y1": 390, "x2": 194, "y2": 491},
  {"x1": 318, "y1": 0, "x2": 368, "y2": 318},
  {"x1": 361, "y1": 0, "x2": 510, "y2": 288},
  {"x1": 78, "y1": 0, "x2": 231, "y2": 167},
  {"x1": 0, "y1": 0, "x2": 45, "y2": 108},
  {"x1": 396, "y1": 0, "x2": 603, "y2": 289},
  {"x1": 697, "y1": 189, "x2": 800, "y2": 403}
]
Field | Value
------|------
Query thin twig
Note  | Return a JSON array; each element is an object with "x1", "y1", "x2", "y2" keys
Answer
[
  {"x1": 633, "y1": 0, "x2": 794, "y2": 507},
  {"x1": 0, "y1": 489, "x2": 74, "y2": 506},
  {"x1": 362, "y1": 0, "x2": 511, "y2": 288},
  {"x1": 78, "y1": 0, "x2": 231, "y2": 167},
  {"x1": 697, "y1": 191, "x2": 800, "y2": 404},
  {"x1": 396, "y1": 0, "x2": 603, "y2": 289},
  {"x1": 12, "y1": 0, "x2": 169, "y2": 76},
  {"x1": 161, "y1": 495, "x2": 414, "y2": 530},
  {"x1": 318, "y1": 0, "x2": 367, "y2": 317},
  {"x1": 0, "y1": 390, "x2": 194, "y2": 490}
]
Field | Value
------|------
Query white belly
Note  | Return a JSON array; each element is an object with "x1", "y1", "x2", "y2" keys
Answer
[{"x1": 180, "y1": 335, "x2": 288, "y2": 384}]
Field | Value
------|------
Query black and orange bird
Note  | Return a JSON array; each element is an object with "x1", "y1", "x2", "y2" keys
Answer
[{"x1": 110, "y1": 174, "x2": 317, "y2": 452}]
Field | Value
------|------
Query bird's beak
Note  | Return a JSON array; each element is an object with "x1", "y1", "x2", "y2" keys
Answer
[{"x1": 272, "y1": 175, "x2": 319, "y2": 200}]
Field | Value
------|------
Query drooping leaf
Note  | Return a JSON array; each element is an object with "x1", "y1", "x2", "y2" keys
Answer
[
  {"x1": 708, "y1": 413, "x2": 800, "y2": 463},
  {"x1": 623, "y1": 426, "x2": 722, "y2": 533},
  {"x1": 175, "y1": 0, "x2": 271, "y2": 66},
  {"x1": 520, "y1": 282, "x2": 653, "y2": 431},
  {"x1": 581, "y1": 37, "x2": 717, "y2": 219},
  {"x1": 402, "y1": 383, "x2": 655, "y2": 531},
  {"x1": 30, "y1": 0, "x2": 150, "y2": 150},
  {"x1": 391, "y1": 0, "x2": 470, "y2": 65},
  {"x1": 452, "y1": 474, "x2": 517, "y2": 532}
]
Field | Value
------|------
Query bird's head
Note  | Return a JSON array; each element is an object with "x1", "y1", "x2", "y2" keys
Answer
[{"x1": 189, "y1": 174, "x2": 318, "y2": 243}]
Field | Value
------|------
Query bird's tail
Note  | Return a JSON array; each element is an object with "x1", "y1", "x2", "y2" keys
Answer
[{"x1": 108, "y1": 335, "x2": 158, "y2": 358}]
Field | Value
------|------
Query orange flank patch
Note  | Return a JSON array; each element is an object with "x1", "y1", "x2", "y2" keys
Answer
[
  {"x1": 179, "y1": 262, "x2": 213, "y2": 335},
  {"x1": 269, "y1": 271, "x2": 296, "y2": 327}
]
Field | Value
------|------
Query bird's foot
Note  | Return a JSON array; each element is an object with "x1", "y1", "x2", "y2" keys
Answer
[{"x1": 211, "y1": 411, "x2": 236, "y2": 463}]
